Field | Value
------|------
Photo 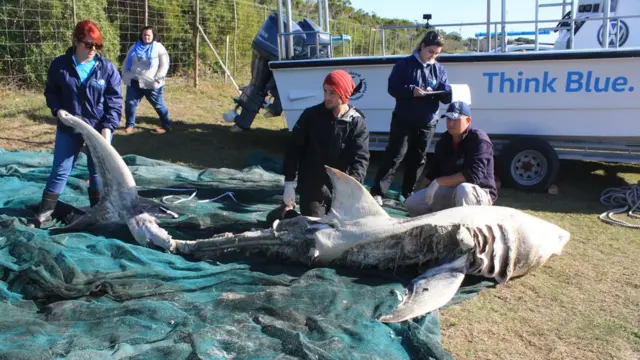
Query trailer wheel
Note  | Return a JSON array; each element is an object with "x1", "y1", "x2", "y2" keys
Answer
[{"x1": 498, "y1": 138, "x2": 560, "y2": 192}]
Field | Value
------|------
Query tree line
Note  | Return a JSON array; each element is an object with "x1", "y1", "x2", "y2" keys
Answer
[{"x1": 0, "y1": 0, "x2": 470, "y2": 88}]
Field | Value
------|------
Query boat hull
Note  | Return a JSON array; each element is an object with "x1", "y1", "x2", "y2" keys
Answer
[{"x1": 270, "y1": 49, "x2": 640, "y2": 145}]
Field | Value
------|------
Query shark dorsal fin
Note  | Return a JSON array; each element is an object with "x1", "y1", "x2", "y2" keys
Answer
[{"x1": 322, "y1": 166, "x2": 390, "y2": 222}]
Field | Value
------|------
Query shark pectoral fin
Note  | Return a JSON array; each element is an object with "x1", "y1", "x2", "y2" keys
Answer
[
  {"x1": 324, "y1": 166, "x2": 390, "y2": 221},
  {"x1": 378, "y1": 257, "x2": 467, "y2": 323}
]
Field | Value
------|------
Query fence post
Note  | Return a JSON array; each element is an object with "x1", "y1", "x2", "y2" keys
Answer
[
  {"x1": 72, "y1": 0, "x2": 77, "y2": 24},
  {"x1": 194, "y1": 0, "x2": 199, "y2": 88},
  {"x1": 371, "y1": 29, "x2": 376, "y2": 56},
  {"x1": 144, "y1": 0, "x2": 148, "y2": 25},
  {"x1": 353, "y1": 23, "x2": 356, "y2": 56},
  {"x1": 233, "y1": 0, "x2": 237, "y2": 79},
  {"x1": 225, "y1": 35, "x2": 229, "y2": 83}
]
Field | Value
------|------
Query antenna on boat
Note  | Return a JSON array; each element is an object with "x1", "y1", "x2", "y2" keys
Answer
[{"x1": 423, "y1": 14, "x2": 433, "y2": 29}]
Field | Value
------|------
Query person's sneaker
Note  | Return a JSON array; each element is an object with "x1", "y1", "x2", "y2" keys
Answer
[
  {"x1": 222, "y1": 110, "x2": 237, "y2": 123},
  {"x1": 263, "y1": 106, "x2": 280, "y2": 118},
  {"x1": 125, "y1": 126, "x2": 133, "y2": 134},
  {"x1": 230, "y1": 124, "x2": 244, "y2": 133},
  {"x1": 373, "y1": 195, "x2": 383, "y2": 206},
  {"x1": 152, "y1": 128, "x2": 168, "y2": 134}
]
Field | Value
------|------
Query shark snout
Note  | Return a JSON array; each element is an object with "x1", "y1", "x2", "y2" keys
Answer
[
  {"x1": 520, "y1": 216, "x2": 571, "y2": 260},
  {"x1": 557, "y1": 228, "x2": 571, "y2": 250}
]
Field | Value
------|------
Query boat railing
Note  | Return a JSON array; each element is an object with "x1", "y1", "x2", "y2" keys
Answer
[
  {"x1": 380, "y1": 15, "x2": 640, "y2": 55},
  {"x1": 276, "y1": 30, "x2": 332, "y2": 61},
  {"x1": 273, "y1": 0, "x2": 640, "y2": 60},
  {"x1": 378, "y1": 0, "x2": 640, "y2": 54},
  {"x1": 276, "y1": 0, "x2": 336, "y2": 60}
]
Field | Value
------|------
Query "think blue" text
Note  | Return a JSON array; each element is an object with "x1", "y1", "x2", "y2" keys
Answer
[{"x1": 482, "y1": 71, "x2": 635, "y2": 94}]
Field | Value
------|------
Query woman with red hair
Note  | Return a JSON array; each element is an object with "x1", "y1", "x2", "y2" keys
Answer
[{"x1": 31, "y1": 20, "x2": 123, "y2": 228}]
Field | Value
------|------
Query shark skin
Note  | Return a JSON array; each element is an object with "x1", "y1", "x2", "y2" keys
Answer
[
  {"x1": 172, "y1": 167, "x2": 571, "y2": 323},
  {"x1": 54, "y1": 110, "x2": 176, "y2": 251}
]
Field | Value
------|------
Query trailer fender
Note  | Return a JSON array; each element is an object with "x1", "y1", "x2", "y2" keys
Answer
[{"x1": 497, "y1": 137, "x2": 560, "y2": 192}]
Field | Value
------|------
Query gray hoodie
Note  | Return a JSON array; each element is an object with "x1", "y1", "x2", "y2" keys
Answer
[{"x1": 121, "y1": 41, "x2": 170, "y2": 89}]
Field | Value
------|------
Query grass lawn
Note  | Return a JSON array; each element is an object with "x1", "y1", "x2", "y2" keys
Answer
[{"x1": 1, "y1": 80, "x2": 638, "y2": 360}]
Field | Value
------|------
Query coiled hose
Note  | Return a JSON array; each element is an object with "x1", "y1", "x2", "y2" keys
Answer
[{"x1": 599, "y1": 181, "x2": 640, "y2": 229}]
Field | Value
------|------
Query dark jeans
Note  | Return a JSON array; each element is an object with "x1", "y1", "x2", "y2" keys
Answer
[
  {"x1": 299, "y1": 186, "x2": 332, "y2": 217},
  {"x1": 125, "y1": 85, "x2": 171, "y2": 130},
  {"x1": 370, "y1": 114, "x2": 437, "y2": 199},
  {"x1": 44, "y1": 128, "x2": 111, "y2": 194}
]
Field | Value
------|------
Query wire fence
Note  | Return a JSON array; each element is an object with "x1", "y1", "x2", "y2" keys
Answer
[
  {"x1": 0, "y1": 0, "x2": 441, "y2": 124},
  {"x1": 0, "y1": 0, "x2": 431, "y2": 88}
]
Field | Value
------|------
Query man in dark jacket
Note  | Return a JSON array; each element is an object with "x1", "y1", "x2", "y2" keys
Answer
[
  {"x1": 370, "y1": 30, "x2": 452, "y2": 205},
  {"x1": 282, "y1": 69, "x2": 370, "y2": 217},
  {"x1": 404, "y1": 101, "x2": 497, "y2": 216}
]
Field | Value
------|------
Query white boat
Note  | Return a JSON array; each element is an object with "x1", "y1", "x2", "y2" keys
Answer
[
  {"x1": 225, "y1": 0, "x2": 640, "y2": 191},
  {"x1": 270, "y1": 48, "x2": 640, "y2": 144}
]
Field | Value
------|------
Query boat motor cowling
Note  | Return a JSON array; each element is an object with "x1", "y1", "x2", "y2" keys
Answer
[{"x1": 224, "y1": 13, "x2": 331, "y2": 129}]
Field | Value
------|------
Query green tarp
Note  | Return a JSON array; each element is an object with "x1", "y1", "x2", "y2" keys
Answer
[{"x1": 0, "y1": 147, "x2": 494, "y2": 359}]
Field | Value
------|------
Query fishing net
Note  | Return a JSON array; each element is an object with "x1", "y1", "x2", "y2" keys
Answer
[{"x1": 0, "y1": 147, "x2": 495, "y2": 359}]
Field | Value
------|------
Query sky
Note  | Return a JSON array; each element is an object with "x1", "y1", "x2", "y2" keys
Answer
[{"x1": 348, "y1": 0, "x2": 565, "y2": 44}]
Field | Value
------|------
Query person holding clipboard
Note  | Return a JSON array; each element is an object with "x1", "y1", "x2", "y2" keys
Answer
[{"x1": 370, "y1": 30, "x2": 452, "y2": 205}]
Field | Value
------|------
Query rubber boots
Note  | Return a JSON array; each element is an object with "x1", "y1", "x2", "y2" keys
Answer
[
  {"x1": 30, "y1": 191, "x2": 59, "y2": 228},
  {"x1": 88, "y1": 188, "x2": 101, "y2": 207}
]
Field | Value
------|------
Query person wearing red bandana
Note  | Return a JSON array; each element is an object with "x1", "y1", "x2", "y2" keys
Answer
[{"x1": 281, "y1": 69, "x2": 370, "y2": 217}]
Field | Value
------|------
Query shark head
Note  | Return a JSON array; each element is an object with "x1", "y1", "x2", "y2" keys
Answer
[{"x1": 320, "y1": 167, "x2": 571, "y2": 322}]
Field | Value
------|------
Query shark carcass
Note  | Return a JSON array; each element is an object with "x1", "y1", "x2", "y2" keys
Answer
[{"x1": 53, "y1": 109, "x2": 571, "y2": 323}]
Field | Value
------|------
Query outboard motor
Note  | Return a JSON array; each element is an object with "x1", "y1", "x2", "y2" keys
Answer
[
  {"x1": 223, "y1": 13, "x2": 331, "y2": 130},
  {"x1": 297, "y1": 18, "x2": 331, "y2": 59}
]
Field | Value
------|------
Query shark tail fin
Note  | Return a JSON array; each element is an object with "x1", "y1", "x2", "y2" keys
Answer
[
  {"x1": 56, "y1": 110, "x2": 93, "y2": 136},
  {"x1": 323, "y1": 166, "x2": 390, "y2": 222},
  {"x1": 378, "y1": 256, "x2": 467, "y2": 323}
]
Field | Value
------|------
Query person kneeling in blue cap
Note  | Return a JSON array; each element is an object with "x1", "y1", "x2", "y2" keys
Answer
[{"x1": 404, "y1": 101, "x2": 498, "y2": 216}]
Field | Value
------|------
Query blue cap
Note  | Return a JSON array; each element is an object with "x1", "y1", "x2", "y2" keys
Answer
[{"x1": 441, "y1": 101, "x2": 472, "y2": 120}]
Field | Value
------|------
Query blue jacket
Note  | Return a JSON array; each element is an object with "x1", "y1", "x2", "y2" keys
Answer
[
  {"x1": 44, "y1": 47, "x2": 123, "y2": 133},
  {"x1": 387, "y1": 51, "x2": 452, "y2": 127}
]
